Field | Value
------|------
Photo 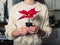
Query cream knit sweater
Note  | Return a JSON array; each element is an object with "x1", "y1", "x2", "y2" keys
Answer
[{"x1": 5, "y1": 1, "x2": 52, "y2": 45}]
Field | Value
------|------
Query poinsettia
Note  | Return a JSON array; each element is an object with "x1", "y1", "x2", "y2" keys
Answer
[{"x1": 18, "y1": 8, "x2": 39, "y2": 20}]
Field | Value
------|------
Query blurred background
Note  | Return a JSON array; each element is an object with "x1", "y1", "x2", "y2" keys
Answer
[{"x1": 0, "y1": 0, "x2": 60, "y2": 45}]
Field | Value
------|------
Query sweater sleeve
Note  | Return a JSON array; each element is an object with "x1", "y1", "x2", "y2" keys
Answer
[
  {"x1": 39, "y1": 5, "x2": 52, "y2": 38},
  {"x1": 5, "y1": 7, "x2": 17, "y2": 40}
]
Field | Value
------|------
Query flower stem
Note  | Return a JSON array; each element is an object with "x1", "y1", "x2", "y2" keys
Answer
[{"x1": 28, "y1": 14, "x2": 30, "y2": 22}]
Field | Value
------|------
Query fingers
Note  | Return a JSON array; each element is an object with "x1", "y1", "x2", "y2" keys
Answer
[
  {"x1": 27, "y1": 29, "x2": 35, "y2": 34},
  {"x1": 27, "y1": 26, "x2": 38, "y2": 34},
  {"x1": 18, "y1": 27, "x2": 29, "y2": 35},
  {"x1": 17, "y1": 26, "x2": 39, "y2": 35},
  {"x1": 29, "y1": 26, "x2": 38, "y2": 32},
  {"x1": 20, "y1": 30, "x2": 27, "y2": 35}
]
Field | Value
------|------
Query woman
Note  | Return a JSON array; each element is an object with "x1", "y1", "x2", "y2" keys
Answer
[{"x1": 5, "y1": 0, "x2": 52, "y2": 45}]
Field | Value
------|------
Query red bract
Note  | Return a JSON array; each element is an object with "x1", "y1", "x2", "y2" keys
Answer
[{"x1": 18, "y1": 8, "x2": 39, "y2": 20}]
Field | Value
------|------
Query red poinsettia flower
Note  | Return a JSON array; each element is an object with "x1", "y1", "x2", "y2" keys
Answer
[{"x1": 18, "y1": 8, "x2": 39, "y2": 20}]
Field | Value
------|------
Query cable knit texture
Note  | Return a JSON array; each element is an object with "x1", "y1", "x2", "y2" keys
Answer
[{"x1": 5, "y1": 1, "x2": 52, "y2": 45}]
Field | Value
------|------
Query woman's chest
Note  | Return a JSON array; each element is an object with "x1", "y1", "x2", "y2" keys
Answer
[{"x1": 13, "y1": 6, "x2": 43, "y2": 28}]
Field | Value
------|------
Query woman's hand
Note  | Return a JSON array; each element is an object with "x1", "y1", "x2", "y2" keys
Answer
[
  {"x1": 12, "y1": 26, "x2": 38, "y2": 38},
  {"x1": 27, "y1": 26, "x2": 38, "y2": 34},
  {"x1": 12, "y1": 26, "x2": 29, "y2": 38},
  {"x1": 18, "y1": 26, "x2": 29, "y2": 35}
]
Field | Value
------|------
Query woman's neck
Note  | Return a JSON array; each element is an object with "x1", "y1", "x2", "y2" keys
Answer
[{"x1": 23, "y1": 0, "x2": 36, "y2": 5}]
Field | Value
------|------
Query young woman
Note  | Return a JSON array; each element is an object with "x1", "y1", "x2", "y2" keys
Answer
[{"x1": 5, "y1": 0, "x2": 52, "y2": 45}]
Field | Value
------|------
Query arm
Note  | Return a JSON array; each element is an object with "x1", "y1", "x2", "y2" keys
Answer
[
  {"x1": 5, "y1": 7, "x2": 17, "y2": 40},
  {"x1": 5, "y1": 7, "x2": 29, "y2": 40},
  {"x1": 38, "y1": 5, "x2": 52, "y2": 38}
]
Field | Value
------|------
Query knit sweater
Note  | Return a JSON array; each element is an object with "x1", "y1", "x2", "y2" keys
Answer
[{"x1": 5, "y1": 1, "x2": 52, "y2": 45}]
